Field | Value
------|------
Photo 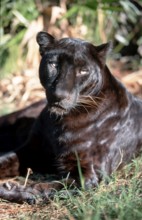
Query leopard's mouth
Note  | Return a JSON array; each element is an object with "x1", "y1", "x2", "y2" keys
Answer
[
  {"x1": 49, "y1": 103, "x2": 68, "y2": 115},
  {"x1": 48, "y1": 94, "x2": 77, "y2": 115}
]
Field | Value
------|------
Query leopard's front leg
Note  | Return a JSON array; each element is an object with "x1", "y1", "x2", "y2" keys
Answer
[
  {"x1": 58, "y1": 151, "x2": 99, "y2": 188},
  {"x1": 0, "y1": 152, "x2": 19, "y2": 178}
]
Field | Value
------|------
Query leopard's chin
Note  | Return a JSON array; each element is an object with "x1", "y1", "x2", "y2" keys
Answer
[{"x1": 49, "y1": 105, "x2": 69, "y2": 116}]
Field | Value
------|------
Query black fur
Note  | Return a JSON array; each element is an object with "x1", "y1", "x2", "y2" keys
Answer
[{"x1": 0, "y1": 32, "x2": 142, "y2": 204}]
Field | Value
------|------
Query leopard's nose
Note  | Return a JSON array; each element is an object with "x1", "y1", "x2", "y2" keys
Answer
[{"x1": 54, "y1": 88, "x2": 69, "y2": 102}]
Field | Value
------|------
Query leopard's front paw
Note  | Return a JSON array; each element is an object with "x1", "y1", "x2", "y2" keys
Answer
[
  {"x1": 85, "y1": 174, "x2": 99, "y2": 189},
  {"x1": 0, "y1": 181, "x2": 36, "y2": 204}
]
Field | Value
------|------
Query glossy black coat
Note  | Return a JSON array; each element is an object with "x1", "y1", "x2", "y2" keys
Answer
[{"x1": 0, "y1": 32, "x2": 142, "y2": 203}]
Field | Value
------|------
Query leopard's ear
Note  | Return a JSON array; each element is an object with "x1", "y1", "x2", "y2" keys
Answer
[
  {"x1": 36, "y1": 31, "x2": 55, "y2": 56},
  {"x1": 96, "y1": 41, "x2": 112, "y2": 64}
]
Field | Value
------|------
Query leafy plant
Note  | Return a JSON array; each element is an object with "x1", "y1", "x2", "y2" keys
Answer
[
  {"x1": 65, "y1": 0, "x2": 142, "y2": 68},
  {"x1": 0, "y1": 0, "x2": 38, "y2": 77}
]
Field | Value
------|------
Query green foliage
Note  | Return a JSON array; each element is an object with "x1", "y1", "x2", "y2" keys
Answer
[
  {"x1": 0, "y1": 0, "x2": 38, "y2": 77},
  {"x1": 1, "y1": 0, "x2": 38, "y2": 28},
  {"x1": 75, "y1": 151, "x2": 85, "y2": 189},
  {"x1": 65, "y1": 0, "x2": 142, "y2": 66},
  {"x1": 0, "y1": 30, "x2": 26, "y2": 78},
  {"x1": 1, "y1": 0, "x2": 142, "y2": 77}
]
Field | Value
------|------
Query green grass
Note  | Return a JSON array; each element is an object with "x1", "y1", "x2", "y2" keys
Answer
[
  {"x1": 53, "y1": 155, "x2": 142, "y2": 220},
  {"x1": 0, "y1": 155, "x2": 142, "y2": 220}
]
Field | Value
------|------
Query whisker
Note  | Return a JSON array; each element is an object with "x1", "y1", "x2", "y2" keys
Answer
[
  {"x1": 76, "y1": 103, "x2": 89, "y2": 114},
  {"x1": 71, "y1": 106, "x2": 80, "y2": 114},
  {"x1": 78, "y1": 98, "x2": 97, "y2": 108},
  {"x1": 77, "y1": 93, "x2": 105, "y2": 110}
]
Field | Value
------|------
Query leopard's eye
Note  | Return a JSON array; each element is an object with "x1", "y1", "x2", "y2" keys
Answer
[
  {"x1": 48, "y1": 62, "x2": 58, "y2": 69},
  {"x1": 77, "y1": 69, "x2": 88, "y2": 76},
  {"x1": 80, "y1": 69, "x2": 88, "y2": 75}
]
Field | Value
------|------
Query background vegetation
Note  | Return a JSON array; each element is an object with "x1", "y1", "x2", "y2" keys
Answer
[
  {"x1": 0, "y1": 0, "x2": 142, "y2": 115},
  {"x1": 1, "y1": 0, "x2": 142, "y2": 78}
]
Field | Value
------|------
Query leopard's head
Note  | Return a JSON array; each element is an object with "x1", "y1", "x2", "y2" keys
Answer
[{"x1": 37, "y1": 32, "x2": 111, "y2": 115}]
